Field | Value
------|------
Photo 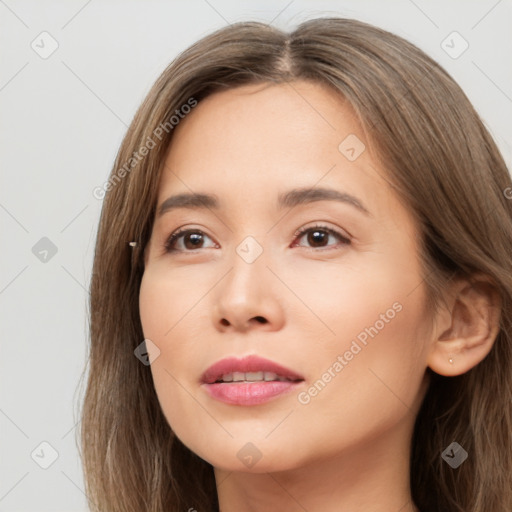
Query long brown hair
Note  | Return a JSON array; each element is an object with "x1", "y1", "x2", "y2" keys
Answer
[{"x1": 79, "y1": 17, "x2": 512, "y2": 511}]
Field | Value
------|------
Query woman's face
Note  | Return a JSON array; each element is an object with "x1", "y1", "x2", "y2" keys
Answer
[{"x1": 139, "y1": 80, "x2": 433, "y2": 471}]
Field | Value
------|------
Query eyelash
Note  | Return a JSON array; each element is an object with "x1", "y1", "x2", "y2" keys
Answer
[
  {"x1": 163, "y1": 224, "x2": 351, "y2": 254},
  {"x1": 293, "y1": 224, "x2": 351, "y2": 249}
]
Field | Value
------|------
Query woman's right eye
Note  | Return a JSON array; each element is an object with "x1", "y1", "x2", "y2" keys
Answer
[{"x1": 164, "y1": 229, "x2": 217, "y2": 253}]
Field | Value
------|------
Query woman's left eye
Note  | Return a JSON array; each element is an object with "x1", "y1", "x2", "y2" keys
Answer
[
  {"x1": 292, "y1": 224, "x2": 351, "y2": 250},
  {"x1": 164, "y1": 224, "x2": 350, "y2": 253}
]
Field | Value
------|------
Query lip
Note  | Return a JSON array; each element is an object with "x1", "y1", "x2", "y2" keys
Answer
[
  {"x1": 200, "y1": 355, "x2": 305, "y2": 406},
  {"x1": 201, "y1": 355, "x2": 304, "y2": 384}
]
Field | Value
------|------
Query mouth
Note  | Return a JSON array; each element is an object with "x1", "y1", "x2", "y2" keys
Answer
[
  {"x1": 200, "y1": 355, "x2": 305, "y2": 406},
  {"x1": 201, "y1": 354, "x2": 305, "y2": 384},
  {"x1": 212, "y1": 371, "x2": 300, "y2": 383}
]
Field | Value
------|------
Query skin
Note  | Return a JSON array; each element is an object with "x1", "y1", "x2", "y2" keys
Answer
[{"x1": 139, "y1": 80, "x2": 500, "y2": 512}]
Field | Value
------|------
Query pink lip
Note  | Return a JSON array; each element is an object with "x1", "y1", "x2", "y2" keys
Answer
[
  {"x1": 200, "y1": 355, "x2": 305, "y2": 406},
  {"x1": 200, "y1": 355, "x2": 304, "y2": 384}
]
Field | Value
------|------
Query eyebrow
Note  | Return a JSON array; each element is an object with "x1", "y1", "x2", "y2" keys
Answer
[{"x1": 157, "y1": 187, "x2": 372, "y2": 217}]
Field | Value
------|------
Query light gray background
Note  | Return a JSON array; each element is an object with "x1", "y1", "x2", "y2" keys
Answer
[{"x1": 1, "y1": 1, "x2": 511, "y2": 510}]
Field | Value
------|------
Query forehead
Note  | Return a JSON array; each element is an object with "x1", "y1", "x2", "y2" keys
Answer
[
  {"x1": 165, "y1": 80, "x2": 359, "y2": 163},
  {"x1": 156, "y1": 80, "x2": 410, "y2": 231}
]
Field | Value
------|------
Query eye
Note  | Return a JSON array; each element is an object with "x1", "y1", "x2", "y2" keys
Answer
[
  {"x1": 292, "y1": 224, "x2": 351, "y2": 250},
  {"x1": 164, "y1": 228, "x2": 217, "y2": 253},
  {"x1": 163, "y1": 224, "x2": 351, "y2": 254}
]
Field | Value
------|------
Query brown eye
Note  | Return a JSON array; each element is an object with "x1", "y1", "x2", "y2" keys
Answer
[
  {"x1": 293, "y1": 224, "x2": 350, "y2": 250},
  {"x1": 164, "y1": 229, "x2": 215, "y2": 252}
]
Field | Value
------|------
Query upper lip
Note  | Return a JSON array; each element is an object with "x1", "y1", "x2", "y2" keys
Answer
[{"x1": 201, "y1": 355, "x2": 305, "y2": 384}]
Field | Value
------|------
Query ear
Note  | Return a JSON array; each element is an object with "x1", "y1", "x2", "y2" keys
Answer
[{"x1": 427, "y1": 273, "x2": 502, "y2": 377}]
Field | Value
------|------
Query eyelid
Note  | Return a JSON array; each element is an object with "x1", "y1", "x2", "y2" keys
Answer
[
  {"x1": 163, "y1": 226, "x2": 216, "y2": 253},
  {"x1": 291, "y1": 223, "x2": 351, "y2": 250},
  {"x1": 293, "y1": 222, "x2": 351, "y2": 241}
]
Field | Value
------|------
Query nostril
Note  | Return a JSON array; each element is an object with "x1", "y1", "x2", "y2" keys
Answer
[{"x1": 254, "y1": 316, "x2": 267, "y2": 324}]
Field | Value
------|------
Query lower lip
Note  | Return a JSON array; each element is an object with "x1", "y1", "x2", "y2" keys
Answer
[{"x1": 202, "y1": 380, "x2": 304, "y2": 405}]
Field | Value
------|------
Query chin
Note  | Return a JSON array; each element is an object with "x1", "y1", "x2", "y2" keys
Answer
[{"x1": 180, "y1": 436, "x2": 307, "y2": 473}]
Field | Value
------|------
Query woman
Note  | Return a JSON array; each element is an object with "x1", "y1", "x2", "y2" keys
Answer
[{"x1": 80, "y1": 17, "x2": 512, "y2": 512}]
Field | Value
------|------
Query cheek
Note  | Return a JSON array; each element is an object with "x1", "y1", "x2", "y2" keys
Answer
[
  {"x1": 138, "y1": 266, "x2": 212, "y2": 418},
  {"x1": 298, "y1": 269, "x2": 430, "y2": 429},
  {"x1": 139, "y1": 271, "x2": 170, "y2": 341},
  {"x1": 279, "y1": 243, "x2": 423, "y2": 346},
  {"x1": 139, "y1": 277, "x2": 209, "y2": 396},
  {"x1": 139, "y1": 268, "x2": 191, "y2": 392},
  {"x1": 281, "y1": 292, "x2": 429, "y2": 462},
  {"x1": 292, "y1": 247, "x2": 429, "y2": 408},
  {"x1": 139, "y1": 264, "x2": 208, "y2": 343}
]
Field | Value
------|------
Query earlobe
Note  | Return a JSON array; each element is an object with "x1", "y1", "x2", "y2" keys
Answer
[{"x1": 427, "y1": 274, "x2": 502, "y2": 377}]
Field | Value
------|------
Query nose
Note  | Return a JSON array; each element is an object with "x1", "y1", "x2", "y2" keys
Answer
[{"x1": 212, "y1": 244, "x2": 285, "y2": 333}]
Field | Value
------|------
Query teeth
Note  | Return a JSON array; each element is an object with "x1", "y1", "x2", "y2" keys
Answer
[
  {"x1": 218, "y1": 371, "x2": 289, "y2": 383},
  {"x1": 233, "y1": 372, "x2": 245, "y2": 382}
]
